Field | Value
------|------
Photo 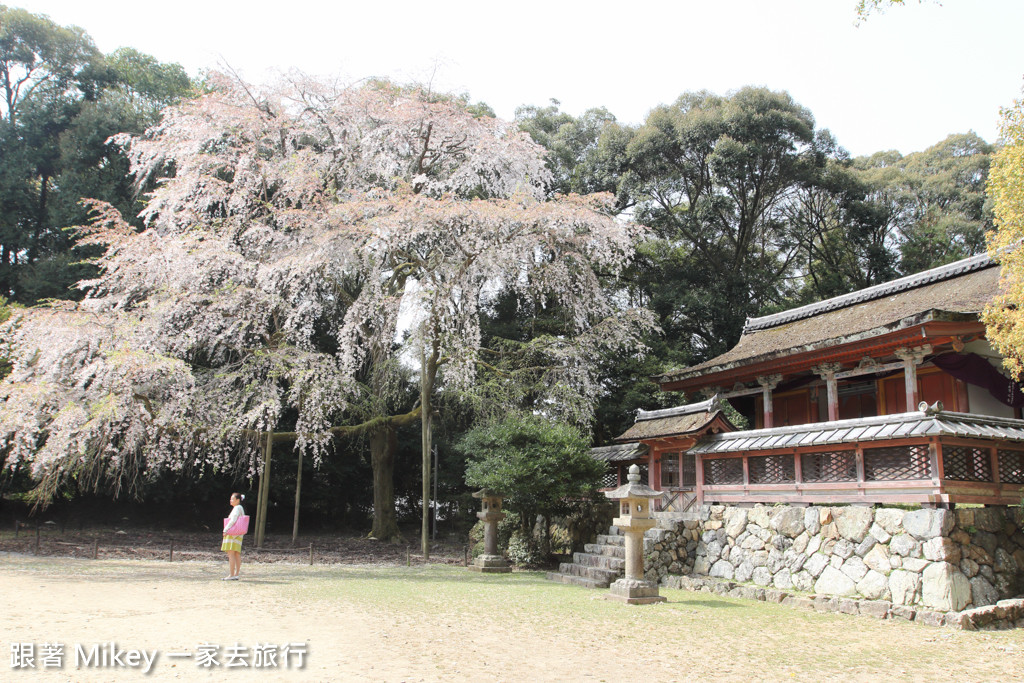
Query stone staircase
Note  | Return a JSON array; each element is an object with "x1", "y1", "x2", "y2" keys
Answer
[
  {"x1": 546, "y1": 527, "x2": 626, "y2": 588},
  {"x1": 546, "y1": 511, "x2": 700, "y2": 589}
]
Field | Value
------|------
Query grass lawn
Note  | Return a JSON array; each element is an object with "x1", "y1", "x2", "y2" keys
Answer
[{"x1": 0, "y1": 553, "x2": 1021, "y2": 681}]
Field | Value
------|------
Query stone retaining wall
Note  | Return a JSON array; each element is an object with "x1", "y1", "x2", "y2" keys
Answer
[
  {"x1": 661, "y1": 574, "x2": 1024, "y2": 630},
  {"x1": 642, "y1": 504, "x2": 1024, "y2": 613}
]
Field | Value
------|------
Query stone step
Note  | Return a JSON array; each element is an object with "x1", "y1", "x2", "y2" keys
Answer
[
  {"x1": 583, "y1": 543, "x2": 626, "y2": 559},
  {"x1": 558, "y1": 562, "x2": 620, "y2": 583},
  {"x1": 545, "y1": 571, "x2": 611, "y2": 589},
  {"x1": 596, "y1": 534, "x2": 625, "y2": 547},
  {"x1": 573, "y1": 551, "x2": 625, "y2": 570}
]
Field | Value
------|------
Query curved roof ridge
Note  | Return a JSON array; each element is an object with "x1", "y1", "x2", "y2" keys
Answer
[
  {"x1": 743, "y1": 253, "x2": 995, "y2": 334},
  {"x1": 635, "y1": 395, "x2": 722, "y2": 422}
]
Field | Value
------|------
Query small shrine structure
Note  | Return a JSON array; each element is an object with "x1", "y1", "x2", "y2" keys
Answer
[{"x1": 600, "y1": 253, "x2": 1024, "y2": 509}]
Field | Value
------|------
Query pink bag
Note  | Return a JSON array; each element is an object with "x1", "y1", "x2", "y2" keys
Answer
[{"x1": 223, "y1": 515, "x2": 250, "y2": 536}]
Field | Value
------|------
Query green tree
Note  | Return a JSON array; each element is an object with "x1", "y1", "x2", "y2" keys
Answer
[
  {"x1": 0, "y1": 6, "x2": 193, "y2": 302},
  {"x1": 983, "y1": 92, "x2": 1024, "y2": 379},
  {"x1": 459, "y1": 414, "x2": 605, "y2": 559}
]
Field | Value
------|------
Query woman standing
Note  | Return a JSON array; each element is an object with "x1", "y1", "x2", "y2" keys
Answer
[{"x1": 222, "y1": 492, "x2": 246, "y2": 580}]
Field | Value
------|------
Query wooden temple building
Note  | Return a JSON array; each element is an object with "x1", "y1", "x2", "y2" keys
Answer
[{"x1": 595, "y1": 253, "x2": 1024, "y2": 510}]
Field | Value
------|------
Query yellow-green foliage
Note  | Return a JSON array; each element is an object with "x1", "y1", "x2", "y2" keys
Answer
[{"x1": 983, "y1": 93, "x2": 1024, "y2": 379}]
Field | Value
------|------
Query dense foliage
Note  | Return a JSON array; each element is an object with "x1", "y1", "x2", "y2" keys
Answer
[
  {"x1": 0, "y1": 6, "x2": 1004, "y2": 541},
  {"x1": 460, "y1": 413, "x2": 605, "y2": 559}
]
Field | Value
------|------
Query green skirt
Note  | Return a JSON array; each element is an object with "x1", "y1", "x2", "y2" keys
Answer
[{"x1": 221, "y1": 535, "x2": 243, "y2": 552}]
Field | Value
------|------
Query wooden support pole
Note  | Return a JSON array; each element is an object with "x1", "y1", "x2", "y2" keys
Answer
[
  {"x1": 169, "y1": 539, "x2": 174, "y2": 562},
  {"x1": 34, "y1": 526, "x2": 40, "y2": 555},
  {"x1": 93, "y1": 539, "x2": 99, "y2": 559},
  {"x1": 757, "y1": 374, "x2": 781, "y2": 429},
  {"x1": 309, "y1": 544, "x2": 314, "y2": 566}
]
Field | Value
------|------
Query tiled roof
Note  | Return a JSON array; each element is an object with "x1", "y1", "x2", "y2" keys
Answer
[{"x1": 688, "y1": 407, "x2": 1024, "y2": 455}]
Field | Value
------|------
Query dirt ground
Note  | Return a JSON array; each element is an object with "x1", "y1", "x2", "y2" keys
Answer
[
  {"x1": 0, "y1": 526, "x2": 471, "y2": 566},
  {"x1": 2, "y1": 551, "x2": 1023, "y2": 683}
]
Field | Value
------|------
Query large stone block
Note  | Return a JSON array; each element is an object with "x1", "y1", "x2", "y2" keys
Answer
[
  {"x1": 857, "y1": 569, "x2": 889, "y2": 600},
  {"x1": 863, "y1": 544, "x2": 891, "y2": 575},
  {"x1": 970, "y1": 575, "x2": 999, "y2": 608},
  {"x1": 804, "y1": 507, "x2": 821, "y2": 535},
  {"x1": 869, "y1": 522, "x2": 891, "y2": 544},
  {"x1": 792, "y1": 570, "x2": 814, "y2": 592},
  {"x1": 747, "y1": 506, "x2": 771, "y2": 529},
  {"x1": 994, "y1": 571, "x2": 1019, "y2": 600},
  {"x1": 773, "y1": 568, "x2": 793, "y2": 590},
  {"x1": 804, "y1": 553, "x2": 829, "y2": 578},
  {"x1": 902, "y1": 557, "x2": 929, "y2": 573},
  {"x1": 710, "y1": 559, "x2": 735, "y2": 580},
  {"x1": 994, "y1": 548, "x2": 1018, "y2": 574},
  {"x1": 770, "y1": 506, "x2": 806, "y2": 539},
  {"x1": 889, "y1": 533, "x2": 918, "y2": 557},
  {"x1": 833, "y1": 539, "x2": 854, "y2": 560},
  {"x1": 805, "y1": 535, "x2": 822, "y2": 556},
  {"x1": 922, "y1": 537, "x2": 961, "y2": 564},
  {"x1": 814, "y1": 566, "x2": 857, "y2": 596},
  {"x1": 841, "y1": 556, "x2": 869, "y2": 582},
  {"x1": 792, "y1": 531, "x2": 810, "y2": 555},
  {"x1": 752, "y1": 566, "x2": 772, "y2": 586},
  {"x1": 972, "y1": 530, "x2": 998, "y2": 557},
  {"x1": 835, "y1": 506, "x2": 874, "y2": 543},
  {"x1": 889, "y1": 570, "x2": 921, "y2": 606},
  {"x1": 903, "y1": 509, "x2": 954, "y2": 540},
  {"x1": 735, "y1": 560, "x2": 754, "y2": 583},
  {"x1": 855, "y1": 535, "x2": 878, "y2": 558},
  {"x1": 874, "y1": 507, "x2": 905, "y2": 535},
  {"x1": 973, "y1": 507, "x2": 1006, "y2": 533},
  {"x1": 724, "y1": 507, "x2": 748, "y2": 539},
  {"x1": 693, "y1": 556, "x2": 711, "y2": 575},
  {"x1": 705, "y1": 539, "x2": 723, "y2": 561},
  {"x1": 921, "y1": 562, "x2": 971, "y2": 612}
]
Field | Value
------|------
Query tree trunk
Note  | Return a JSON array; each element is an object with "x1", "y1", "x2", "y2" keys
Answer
[
  {"x1": 369, "y1": 425, "x2": 400, "y2": 542},
  {"x1": 420, "y1": 348, "x2": 434, "y2": 561},
  {"x1": 255, "y1": 430, "x2": 273, "y2": 548},
  {"x1": 291, "y1": 446, "x2": 303, "y2": 546}
]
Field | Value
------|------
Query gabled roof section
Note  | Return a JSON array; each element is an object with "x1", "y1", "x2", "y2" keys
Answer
[
  {"x1": 688, "y1": 406, "x2": 1024, "y2": 455},
  {"x1": 659, "y1": 253, "x2": 1000, "y2": 388},
  {"x1": 591, "y1": 442, "x2": 649, "y2": 462},
  {"x1": 613, "y1": 396, "x2": 736, "y2": 443},
  {"x1": 743, "y1": 253, "x2": 995, "y2": 333}
]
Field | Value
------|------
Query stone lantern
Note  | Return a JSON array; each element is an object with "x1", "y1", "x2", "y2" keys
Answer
[
  {"x1": 468, "y1": 489, "x2": 511, "y2": 573},
  {"x1": 603, "y1": 464, "x2": 666, "y2": 604}
]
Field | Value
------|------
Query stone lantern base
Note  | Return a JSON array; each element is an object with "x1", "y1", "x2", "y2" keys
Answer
[
  {"x1": 605, "y1": 578, "x2": 666, "y2": 605},
  {"x1": 468, "y1": 553, "x2": 511, "y2": 573}
]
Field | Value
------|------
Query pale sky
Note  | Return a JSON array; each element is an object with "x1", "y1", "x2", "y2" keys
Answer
[{"x1": 13, "y1": 0, "x2": 1024, "y2": 157}]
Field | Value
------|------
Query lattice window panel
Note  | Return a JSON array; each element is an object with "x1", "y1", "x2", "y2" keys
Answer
[
  {"x1": 801, "y1": 451, "x2": 857, "y2": 482},
  {"x1": 681, "y1": 453, "x2": 697, "y2": 488},
  {"x1": 864, "y1": 445, "x2": 930, "y2": 481},
  {"x1": 998, "y1": 450, "x2": 1024, "y2": 485},
  {"x1": 600, "y1": 467, "x2": 618, "y2": 489},
  {"x1": 748, "y1": 454, "x2": 795, "y2": 484},
  {"x1": 703, "y1": 457, "x2": 744, "y2": 485},
  {"x1": 944, "y1": 446, "x2": 993, "y2": 482},
  {"x1": 661, "y1": 453, "x2": 680, "y2": 488}
]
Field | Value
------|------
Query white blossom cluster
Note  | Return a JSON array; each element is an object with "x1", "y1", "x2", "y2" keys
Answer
[{"x1": 0, "y1": 73, "x2": 653, "y2": 502}]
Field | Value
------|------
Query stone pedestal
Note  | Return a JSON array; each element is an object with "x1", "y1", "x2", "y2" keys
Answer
[
  {"x1": 604, "y1": 464, "x2": 666, "y2": 604},
  {"x1": 469, "y1": 489, "x2": 511, "y2": 573}
]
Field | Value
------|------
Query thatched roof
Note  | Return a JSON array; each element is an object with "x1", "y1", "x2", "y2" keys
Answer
[
  {"x1": 590, "y1": 442, "x2": 648, "y2": 462},
  {"x1": 613, "y1": 396, "x2": 735, "y2": 442},
  {"x1": 659, "y1": 254, "x2": 999, "y2": 387}
]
